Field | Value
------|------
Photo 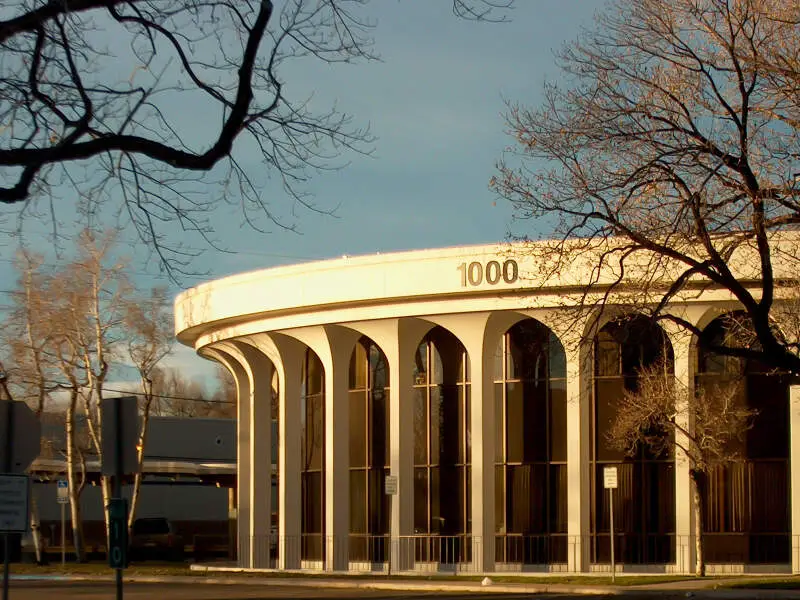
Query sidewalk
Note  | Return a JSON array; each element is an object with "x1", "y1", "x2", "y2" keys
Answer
[
  {"x1": 183, "y1": 565, "x2": 800, "y2": 598},
  {"x1": 11, "y1": 566, "x2": 800, "y2": 598}
]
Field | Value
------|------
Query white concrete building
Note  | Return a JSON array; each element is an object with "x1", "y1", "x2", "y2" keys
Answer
[{"x1": 174, "y1": 241, "x2": 800, "y2": 574}]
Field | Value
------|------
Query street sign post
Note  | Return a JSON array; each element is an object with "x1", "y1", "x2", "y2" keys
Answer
[
  {"x1": 0, "y1": 400, "x2": 41, "y2": 474},
  {"x1": 56, "y1": 480, "x2": 69, "y2": 505},
  {"x1": 0, "y1": 475, "x2": 29, "y2": 533},
  {"x1": 100, "y1": 397, "x2": 139, "y2": 477},
  {"x1": 57, "y1": 480, "x2": 69, "y2": 566},
  {"x1": 603, "y1": 466, "x2": 618, "y2": 582},
  {"x1": 107, "y1": 498, "x2": 128, "y2": 570},
  {"x1": 2, "y1": 399, "x2": 40, "y2": 600},
  {"x1": 384, "y1": 475, "x2": 398, "y2": 575},
  {"x1": 101, "y1": 396, "x2": 138, "y2": 600},
  {"x1": 384, "y1": 475, "x2": 397, "y2": 496}
]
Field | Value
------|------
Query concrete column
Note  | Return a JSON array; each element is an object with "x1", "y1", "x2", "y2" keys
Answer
[
  {"x1": 233, "y1": 341, "x2": 274, "y2": 569},
  {"x1": 354, "y1": 319, "x2": 430, "y2": 572},
  {"x1": 204, "y1": 346, "x2": 251, "y2": 568},
  {"x1": 263, "y1": 333, "x2": 305, "y2": 571},
  {"x1": 565, "y1": 342, "x2": 590, "y2": 572},
  {"x1": 325, "y1": 334, "x2": 351, "y2": 571},
  {"x1": 470, "y1": 334, "x2": 495, "y2": 573},
  {"x1": 431, "y1": 313, "x2": 495, "y2": 574},
  {"x1": 671, "y1": 333, "x2": 695, "y2": 575},
  {"x1": 288, "y1": 325, "x2": 360, "y2": 571},
  {"x1": 791, "y1": 386, "x2": 800, "y2": 573}
]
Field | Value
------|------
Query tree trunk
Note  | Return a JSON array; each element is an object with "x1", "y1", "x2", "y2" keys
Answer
[
  {"x1": 65, "y1": 393, "x2": 85, "y2": 562},
  {"x1": 128, "y1": 432, "x2": 147, "y2": 531},
  {"x1": 100, "y1": 475, "x2": 111, "y2": 541},
  {"x1": 29, "y1": 493, "x2": 43, "y2": 564},
  {"x1": 690, "y1": 468, "x2": 706, "y2": 577},
  {"x1": 129, "y1": 384, "x2": 153, "y2": 531}
]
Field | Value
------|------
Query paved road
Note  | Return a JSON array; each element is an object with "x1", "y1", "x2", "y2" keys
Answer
[
  {"x1": 5, "y1": 580, "x2": 693, "y2": 600},
  {"x1": 2, "y1": 581, "x2": 555, "y2": 600}
]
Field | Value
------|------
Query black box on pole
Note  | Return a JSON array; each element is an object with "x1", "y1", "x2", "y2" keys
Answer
[{"x1": 100, "y1": 397, "x2": 139, "y2": 476}]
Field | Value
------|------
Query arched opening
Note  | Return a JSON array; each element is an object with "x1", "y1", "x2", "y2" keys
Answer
[
  {"x1": 301, "y1": 348, "x2": 325, "y2": 561},
  {"x1": 591, "y1": 315, "x2": 675, "y2": 564},
  {"x1": 348, "y1": 336, "x2": 390, "y2": 563},
  {"x1": 696, "y1": 313, "x2": 790, "y2": 564},
  {"x1": 412, "y1": 325, "x2": 471, "y2": 563},
  {"x1": 270, "y1": 368, "x2": 279, "y2": 562},
  {"x1": 494, "y1": 318, "x2": 568, "y2": 565}
]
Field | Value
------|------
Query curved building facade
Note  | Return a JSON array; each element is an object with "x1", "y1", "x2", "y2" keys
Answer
[{"x1": 174, "y1": 242, "x2": 800, "y2": 574}]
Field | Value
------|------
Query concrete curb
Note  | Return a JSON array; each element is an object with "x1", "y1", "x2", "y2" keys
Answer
[{"x1": 12, "y1": 571, "x2": 800, "y2": 598}]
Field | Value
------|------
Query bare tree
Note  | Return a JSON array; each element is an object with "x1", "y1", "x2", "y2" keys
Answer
[
  {"x1": 56, "y1": 230, "x2": 133, "y2": 540},
  {"x1": 0, "y1": 0, "x2": 510, "y2": 276},
  {"x1": 494, "y1": 0, "x2": 800, "y2": 373},
  {"x1": 149, "y1": 366, "x2": 235, "y2": 418},
  {"x1": 125, "y1": 287, "x2": 174, "y2": 529},
  {"x1": 607, "y1": 359, "x2": 755, "y2": 575},
  {"x1": 0, "y1": 227, "x2": 179, "y2": 559},
  {"x1": 1, "y1": 254, "x2": 59, "y2": 563},
  {"x1": 208, "y1": 365, "x2": 238, "y2": 419},
  {"x1": 47, "y1": 278, "x2": 93, "y2": 562}
]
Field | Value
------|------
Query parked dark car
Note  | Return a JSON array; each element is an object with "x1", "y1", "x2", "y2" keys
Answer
[{"x1": 130, "y1": 517, "x2": 184, "y2": 561}]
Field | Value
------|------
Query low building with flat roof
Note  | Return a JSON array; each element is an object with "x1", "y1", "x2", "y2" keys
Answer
[{"x1": 175, "y1": 240, "x2": 800, "y2": 574}]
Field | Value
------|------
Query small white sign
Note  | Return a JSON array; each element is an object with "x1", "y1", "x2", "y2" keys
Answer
[
  {"x1": 603, "y1": 466, "x2": 618, "y2": 489},
  {"x1": 0, "y1": 474, "x2": 30, "y2": 532},
  {"x1": 384, "y1": 475, "x2": 398, "y2": 496},
  {"x1": 57, "y1": 479, "x2": 70, "y2": 504}
]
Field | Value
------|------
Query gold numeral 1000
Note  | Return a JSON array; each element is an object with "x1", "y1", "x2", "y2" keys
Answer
[{"x1": 457, "y1": 259, "x2": 518, "y2": 287}]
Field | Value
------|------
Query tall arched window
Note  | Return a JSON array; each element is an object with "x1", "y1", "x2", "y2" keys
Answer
[
  {"x1": 591, "y1": 316, "x2": 675, "y2": 564},
  {"x1": 494, "y1": 319, "x2": 567, "y2": 565},
  {"x1": 301, "y1": 348, "x2": 325, "y2": 561},
  {"x1": 696, "y1": 313, "x2": 790, "y2": 564},
  {"x1": 413, "y1": 326, "x2": 471, "y2": 563},
  {"x1": 348, "y1": 336, "x2": 390, "y2": 562},
  {"x1": 270, "y1": 369, "x2": 279, "y2": 559}
]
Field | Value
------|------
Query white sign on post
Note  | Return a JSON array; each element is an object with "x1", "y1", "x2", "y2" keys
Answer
[
  {"x1": 0, "y1": 474, "x2": 30, "y2": 533},
  {"x1": 384, "y1": 475, "x2": 398, "y2": 496},
  {"x1": 603, "y1": 465, "x2": 618, "y2": 582},
  {"x1": 57, "y1": 480, "x2": 69, "y2": 504},
  {"x1": 603, "y1": 466, "x2": 618, "y2": 489}
]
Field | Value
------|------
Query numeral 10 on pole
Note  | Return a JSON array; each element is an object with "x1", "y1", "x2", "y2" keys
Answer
[{"x1": 457, "y1": 259, "x2": 518, "y2": 287}]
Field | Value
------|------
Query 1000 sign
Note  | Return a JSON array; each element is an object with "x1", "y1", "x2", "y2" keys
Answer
[{"x1": 457, "y1": 259, "x2": 518, "y2": 287}]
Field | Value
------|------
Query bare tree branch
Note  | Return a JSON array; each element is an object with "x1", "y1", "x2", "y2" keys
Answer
[{"x1": 495, "y1": 0, "x2": 800, "y2": 374}]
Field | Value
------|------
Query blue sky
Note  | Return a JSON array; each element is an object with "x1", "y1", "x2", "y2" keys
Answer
[{"x1": 0, "y1": 1, "x2": 606, "y2": 384}]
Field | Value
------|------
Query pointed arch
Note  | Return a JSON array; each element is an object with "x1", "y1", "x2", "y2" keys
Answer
[
  {"x1": 300, "y1": 345, "x2": 325, "y2": 562},
  {"x1": 695, "y1": 311, "x2": 791, "y2": 565},
  {"x1": 494, "y1": 317, "x2": 568, "y2": 565},
  {"x1": 411, "y1": 324, "x2": 471, "y2": 563},
  {"x1": 590, "y1": 314, "x2": 675, "y2": 565},
  {"x1": 348, "y1": 335, "x2": 391, "y2": 562}
]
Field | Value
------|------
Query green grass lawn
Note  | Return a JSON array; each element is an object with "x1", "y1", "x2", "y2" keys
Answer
[
  {"x1": 14, "y1": 562, "x2": 800, "y2": 589},
  {"x1": 10, "y1": 562, "x2": 202, "y2": 577},
  {"x1": 724, "y1": 577, "x2": 800, "y2": 590},
  {"x1": 8, "y1": 563, "x2": 701, "y2": 586}
]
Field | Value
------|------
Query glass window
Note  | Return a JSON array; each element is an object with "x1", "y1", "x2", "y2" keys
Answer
[
  {"x1": 349, "y1": 389, "x2": 367, "y2": 467},
  {"x1": 696, "y1": 313, "x2": 790, "y2": 564},
  {"x1": 494, "y1": 319, "x2": 568, "y2": 565},
  {"x1": 590, "y1": 316, "x2": 675, "y2": 565},
  {"x1": 412, "y1": 326, "x2": 470, "y2": 539},
  {"x1": 301, "y1": 349, "x2": 325, "y2": 560},
  {"x1": 348, "y1": 337, "x2": 391, "y2": 554}
]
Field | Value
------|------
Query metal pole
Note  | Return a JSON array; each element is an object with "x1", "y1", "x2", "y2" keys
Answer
[
  {"x1": 3, "y1": 401, "x2": 14, "y2": 600},
  {"x1": 61, "y1": 503, "x2": 65, "y2": 568},
  {"x1": 609, "y1": 487, "x2": 615, "y2": 584},
  {"x1": 386, "y1": 494, "x2": 392, "y2": 577},
  {"x1": 1, "y1": 534, "x2": 8, "y2": 600},
  {"x1": 114, "y1": 401, "x2": 123, "y2": 600}
]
